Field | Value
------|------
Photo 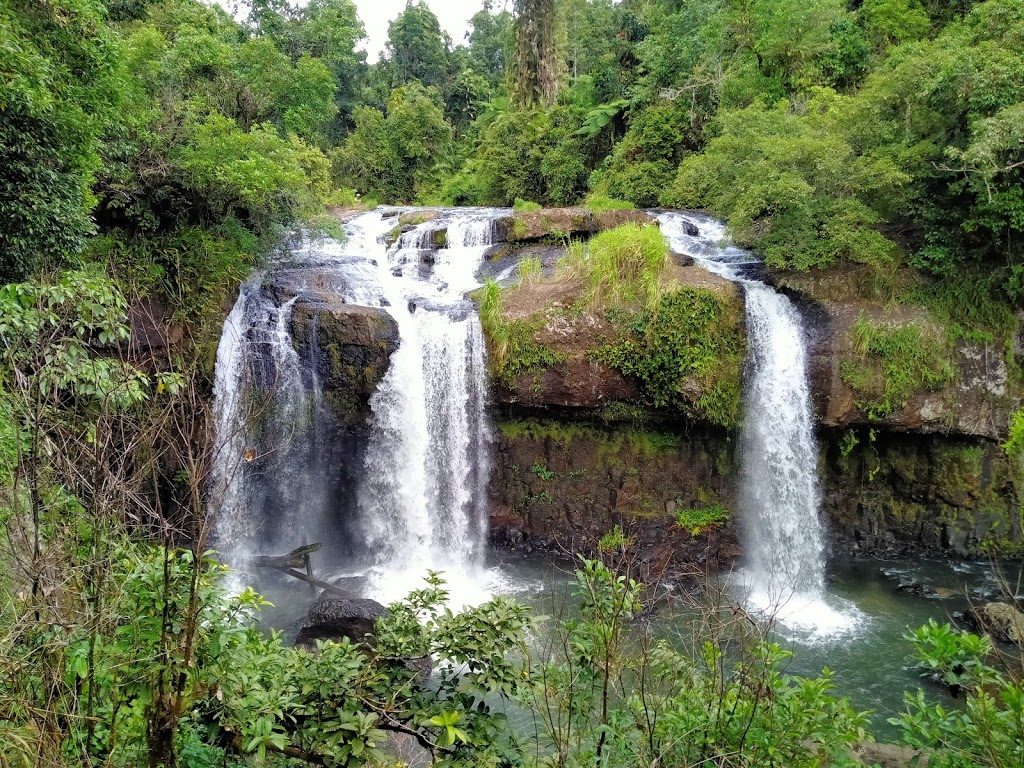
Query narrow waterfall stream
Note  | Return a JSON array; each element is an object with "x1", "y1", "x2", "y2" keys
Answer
[{"x1": 658, "y1": 212, "x2": 860, "y2": 637}]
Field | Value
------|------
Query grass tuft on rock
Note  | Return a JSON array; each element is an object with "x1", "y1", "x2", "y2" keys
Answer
[
  {"x1": 560, "y1": 223, "x2": 669, "y2": 310},
  {"x1": 479, "y1": 279, "x2": 562, "y2": 383},
  {"x1": 582, "y1": 193, "x2": 636, "y2": 213}
]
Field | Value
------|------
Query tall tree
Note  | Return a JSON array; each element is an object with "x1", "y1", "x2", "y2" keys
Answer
[
  {"x1": 512, "y1": 0, "x2": 559, "y2": 109},
  {"x1": 467, "y1": 0, "x2": 514, "y2": 88},
  {"x1": 385, "y1": 1, "x2": 450, "y2": 89}
]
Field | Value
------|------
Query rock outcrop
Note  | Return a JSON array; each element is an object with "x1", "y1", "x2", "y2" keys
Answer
[
  {"x1": 295, "y1": 597, "x2": 386, "y2": 650},
  {"x1": 490, "y1": 262, "x2": 743, "y2": 418},
  {"x1": 290, "y1": 300, "x2": 399, "y2": 427},
  {"x1": 495, "y1": 208, "x2": 657, "y2": 243},
  {"x1": 966, "y1": 601, "x2": 1024, "y2": 645}
]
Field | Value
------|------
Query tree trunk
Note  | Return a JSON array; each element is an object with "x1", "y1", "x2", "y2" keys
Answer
[
  {"x1": 147, "y1": 710, "x2": 178, "y2": 768},
  {"x1": 512, "y1": 0, "x2": 559, "y2": 109}
]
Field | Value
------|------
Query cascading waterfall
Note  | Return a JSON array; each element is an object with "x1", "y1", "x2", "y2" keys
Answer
[
  {"x1": 211, "y1": 205, "x2": 857, "y2": 627},
  {"x1": 356, "y1": 209, "x2": 500, "y2": 603},
  {"x1": 210, "y1": 287, "x2": 327, "y2": 571},
  {"x1": 657, "y1": 212, "x2": 858, "y2": 636},
  {"x1": 211, "y1": 207, "x2": 503, "y2": 606}
]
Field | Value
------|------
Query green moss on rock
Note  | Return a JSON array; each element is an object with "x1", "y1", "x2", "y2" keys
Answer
[
  {"x1": 839, "y1": 312, "x2": 955, "y2": 420},
  {"x1": 591, "y1": 287, "x2": 746, "y2": 427}
]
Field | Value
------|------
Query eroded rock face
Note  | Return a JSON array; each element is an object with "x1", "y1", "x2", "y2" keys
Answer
[
  {"x1": 821, "y1": 430, "x2": 1022, "y2": 557},
  {"x1": 801, "y1": 302, "x2": 1014, "y2": 441},
  {"x1": 491, "y1": 417, "x2": 1024, "y2": 561},
  {"x1": 966, "y1": 601, "x2": 1024, "y2": 646},
  {"x1": 489, "y1": 418, "x2": 740, "y2": 575},
  {"x1": 294, "y1": 597, "x2": 386, "y2": 650},
  {"x1": 290, "y1": 301, "x2": 399, "y2": 426}
]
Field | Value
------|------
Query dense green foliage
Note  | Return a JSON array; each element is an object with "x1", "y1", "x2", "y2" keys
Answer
[
  {"x1": 594, "y1": 287, "x2": 746, "y2": 427},
  {"x1": 840, "y1": 311, "x2": 955, "y2": 419},
  {"x1": 5, "y1": 0, "x2": 1024, "y2": 766}
]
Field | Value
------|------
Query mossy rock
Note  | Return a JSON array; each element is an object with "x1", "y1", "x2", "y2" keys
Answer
[
  {"x1": 291, "y1": 301, "x2": 399, "y2": 426},
  {"x1": 398, "y1": 209, "x2": 441, "y2": 226}
]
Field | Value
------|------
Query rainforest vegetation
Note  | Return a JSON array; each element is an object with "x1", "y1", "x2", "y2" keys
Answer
[{"x1": 3, "y1": 0, "x2": 1024, "y2": 765}]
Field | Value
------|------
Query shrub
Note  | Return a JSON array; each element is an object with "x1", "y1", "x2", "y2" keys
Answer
[
  {"x1": 665, "y1": 92, "x2": 907, "y2": 271},
  {"x1": 592, "y1": 287, "x2": 746, "y2": 427},
  {"x1": 674, "y1": 503, "x2": 730, "y2": 535}
]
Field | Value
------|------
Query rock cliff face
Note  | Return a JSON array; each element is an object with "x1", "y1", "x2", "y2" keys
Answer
[
  {"x1": 283, "y1": 276, "x2": 399, "y2": 429},
  {"x1": 291, "y1": 302, "x2": 398, "y2": 424},
  {"x1": 478, "y1": 226, "x2": 1023, "y2": 561},
  {"x1": 489, "y1": 414, "x2": 1023, "y2": 562},
  {"x1": 781, "y1": 270, "x2": 1016, "y2": 442},
  {"x1": 488, "y1": 419, "x2": 739, "y2": 574}
]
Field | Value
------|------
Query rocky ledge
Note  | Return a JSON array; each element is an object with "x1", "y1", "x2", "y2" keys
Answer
[
  {"x1": 478, "y1": 234, "x2": 1024, "y2": 560},
  {"x1": 279, "y1": 268, "x2": 399, "y2": 428}
]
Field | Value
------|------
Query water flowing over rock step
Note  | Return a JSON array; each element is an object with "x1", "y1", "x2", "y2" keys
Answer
[
  {"x1": 212, "y1": 207, "x2": 497, "y2": 600},
  {"x1": 385, "y1": 206, "x2": 663, "y2": 251},
  {"x1": 210, "y1": 206, "x2": 1024, "y2": 611}
]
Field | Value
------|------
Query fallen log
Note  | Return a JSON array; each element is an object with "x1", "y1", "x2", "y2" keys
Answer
[
  {"x1": 252, "y1": 544, "x2": 356, "y2": 599},
  {"x1": 252, "y1": 543, "x2": 322, "y2": 570}
]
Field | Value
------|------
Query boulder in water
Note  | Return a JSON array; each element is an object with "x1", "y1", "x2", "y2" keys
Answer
[
  {"x1": 294, "y1": 597, "x2": 386, "y2": 650},
  {"x1": 966, "y1": 601, "x2": 1024, "y2": 646}
]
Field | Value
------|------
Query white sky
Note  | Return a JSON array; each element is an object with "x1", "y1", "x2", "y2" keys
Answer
[{"x1": 355, "y1": 0, "x2": 509, "y2": 63}]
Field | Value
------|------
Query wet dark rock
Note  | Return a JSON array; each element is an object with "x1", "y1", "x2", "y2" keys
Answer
[
  {"x1": 895, "y1": 582, "x2": 938, "y2": 599},
  {"x1": 965, "y1": 601, "x2": 1024, "y2": 646},
  {"x1": 671, "y1": 251, "x2": 695, "y2": 267},
  {"x1": 294, "y1": 597, "x2": 386, "y2": 650},
  {"x1": 270, "y1": 267, "x2": 352, "y2": 306},
  {"x1": 291, "y1": 301, "x2": 399, "y2": 427},
  {"x1": 127, "y1": 295, "x2": 184, "y2": 356},
  {"x1": 682, "y1": 221, "x2": 700, "y2": 237},
  {"x1": 489, "y1": 419, "x2": 740, "y2": 574}
]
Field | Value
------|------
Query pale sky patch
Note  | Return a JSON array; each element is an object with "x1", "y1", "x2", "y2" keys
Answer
[{"x1": 354, "y1": 0, "x2": 509, "y2": 64}]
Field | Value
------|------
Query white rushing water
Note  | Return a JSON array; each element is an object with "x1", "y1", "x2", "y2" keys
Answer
[
  {"x1": 657, "y1": 212, "x2": 861, "y2": 639},
  {"x1": 211, "y1": 208, "x2": 506, "y2": 606}
]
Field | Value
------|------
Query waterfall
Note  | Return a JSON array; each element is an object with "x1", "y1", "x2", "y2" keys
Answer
[
  {"x1": 356, "y1": 209, "x2": 501, "y2": 604},
  {"x1": 739, "y1": 285, "x2": 824, "y2": 595},
  {"x1": 210, "y1": 285, "x2": 329, "y2": 574},
  {"x1": 210, "y1": 207, "x2": 503, "y2": 606},
  {"x1": 657, "y1": 212, "x2": 859, "y2": 637}
]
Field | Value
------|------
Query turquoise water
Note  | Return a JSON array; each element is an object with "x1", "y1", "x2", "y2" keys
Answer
[{"x1": 254, "y1": 550, "x2": 1017, "y2": 739}]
